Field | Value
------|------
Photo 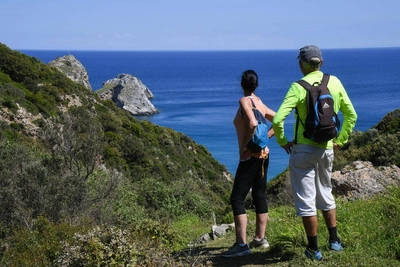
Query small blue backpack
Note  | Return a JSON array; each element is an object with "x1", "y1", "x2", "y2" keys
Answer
[{"x1": 246, "y1": 99, "x2": 269, "y2": 152}]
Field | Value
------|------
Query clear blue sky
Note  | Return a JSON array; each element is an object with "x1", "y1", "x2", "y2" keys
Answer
[{"x1": 2, "y1": 0, "x2": 399, "y2": 51}]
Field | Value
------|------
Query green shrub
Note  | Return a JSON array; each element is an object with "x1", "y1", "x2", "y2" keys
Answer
[
  {"x1": 0, "y1": 72, "x2": 11, "y2": 83},
  {"x1": 374, "y1": 109, "x2": 400, "y2": 134},
  {"x1": 113, "y1": 184, "x2": 146, "y2": 226},
  {"x1": 334, "y1": 124, "x2": 400, "y2": 171},
  {"x1": 58, "y1": 226, "x2": 137, "y2": 266},
  {"x1": 131, "y1": 219, "x2": 182, "y2": 252},
  {"x1": 0, "y1": 83, "x2": 25, "y2": 100},
  {"x1": 9, "y1": 122, "x2": 24, "y2": 130},
  {"x1": 0, "y1": 217, "x2": 79, "y2": 267},
  {"x1": 2, "y1": 99, "x2": 18, "y2": 110}
]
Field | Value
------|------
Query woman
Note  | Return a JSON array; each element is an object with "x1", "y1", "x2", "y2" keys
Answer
[{"x1": 222, "y1": 70, "x2": 275, "y2": 258}]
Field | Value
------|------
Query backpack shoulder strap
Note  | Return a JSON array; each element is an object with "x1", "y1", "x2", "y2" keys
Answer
[
  {"x1": 320, "y1": 73, "x2": 330, "y2": 87},
  {"x1": 249, "y1": 98, "x2": 257, "y2": 109},
  {"x1": 239, "y1": 97, "x2": 256, "y2": 118},
  {"x1": 296, "y1": 73, "x2": 330, "y2": 90},
  {"x1": 296, "y1": 79, "x2": 312, "y2": 90}
]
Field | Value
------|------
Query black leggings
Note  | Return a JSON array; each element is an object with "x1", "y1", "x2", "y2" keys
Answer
[{"x1": 230, "y1": 156, "x2": 269, "y2": 216}]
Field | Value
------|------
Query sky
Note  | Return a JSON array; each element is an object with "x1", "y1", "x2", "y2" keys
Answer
[{"x1": 2, "y1": 0, "x2": 400, "y2": 51}]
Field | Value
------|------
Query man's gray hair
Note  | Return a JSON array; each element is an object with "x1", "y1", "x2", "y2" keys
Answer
[{"x1": 300, "y1": 59, "x2": 321, "y2": 72}]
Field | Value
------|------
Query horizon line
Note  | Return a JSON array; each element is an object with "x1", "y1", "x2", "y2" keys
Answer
[{"x1": 16, "y1": 46, "x2": 400, "y2": 53}]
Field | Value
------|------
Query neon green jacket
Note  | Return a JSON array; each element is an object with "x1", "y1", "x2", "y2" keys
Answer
[{"x1": 272, "y1": 71, "x2": 357, "y2": 149}]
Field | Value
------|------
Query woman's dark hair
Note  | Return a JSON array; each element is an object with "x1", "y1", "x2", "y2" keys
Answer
[{"x1": 241, "y1": 70, "x2": 258, "y2": 93}]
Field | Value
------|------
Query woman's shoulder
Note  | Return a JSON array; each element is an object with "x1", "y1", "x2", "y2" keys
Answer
[
  {"x1": 239, "y1": 96, "x2": 252, "y2": 105},
  {"x1": 240, "y1": 95, "x2": 261, "y2": 101}
]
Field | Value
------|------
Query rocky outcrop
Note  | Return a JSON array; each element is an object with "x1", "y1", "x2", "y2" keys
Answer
[
  {"x1": 48, "y1": 55, "x2": 92, "y2": 90},
  {"x1": 332, "y1": 161, "x2": 400, "y2": 200},
  {"x1": 0, "y1": 103, "x2": 43, "y2": 137},
  {"x1": 48, "y1": 55, "x2": 158, "y2": 116},
  {"x1": 97, "y1": 73, "x2": 159, "y2": 116}
]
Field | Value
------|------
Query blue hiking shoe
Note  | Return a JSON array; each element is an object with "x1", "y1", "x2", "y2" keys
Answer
[
  {"x1": 221, "y1": 243, "x2": 251, "y2": 258},
  {"x1": 304, "y1": 248, "x2": 323, "y2": 261},
  {"x1": 329, "y1": 240, "x2": 343, "y2": 251}
]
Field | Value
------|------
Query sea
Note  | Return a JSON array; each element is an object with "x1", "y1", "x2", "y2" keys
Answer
[{"x1": 20, "y1": 48, "x2": 400, "y2": 181}]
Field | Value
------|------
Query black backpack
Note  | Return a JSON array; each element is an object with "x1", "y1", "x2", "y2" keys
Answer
[{"x1": 295, "y1": 74, "x2": 341, "y2": 143}]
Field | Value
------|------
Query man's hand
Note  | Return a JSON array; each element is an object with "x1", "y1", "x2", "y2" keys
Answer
[
  {"x1": 333, "y1": 143, "x2": 342, "y2": 150},
  {"x1": 281, "y1": 141, "x2": 294, "y2": 154}
]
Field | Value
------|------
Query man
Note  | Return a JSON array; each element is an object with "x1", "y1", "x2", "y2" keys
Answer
[{"x1": 272, "y1": 45, "x2": 357, "y2": 261}]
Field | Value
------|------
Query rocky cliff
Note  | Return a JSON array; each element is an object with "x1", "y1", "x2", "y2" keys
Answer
[
  {"x1": 97, "y1": 73, "x2": 159, "y2": 116},
  {"x1": 48, "y1": 55, "x2": 159, "y2": 116},
  {"x1": 332, "y1": 161, "x2": 400, "y2": 200},
  {"x1": 48, "y1": 54, "x2": 92, "y2": 90}
]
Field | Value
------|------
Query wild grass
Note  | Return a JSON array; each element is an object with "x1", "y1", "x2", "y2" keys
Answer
[{"x1": 196, "y1": 186, "x2": 400, "y2": 267}]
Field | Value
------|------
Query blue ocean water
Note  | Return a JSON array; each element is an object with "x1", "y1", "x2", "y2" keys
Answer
[{"x1": 21, "y1": 48, "x2": 400, "y2": 180}]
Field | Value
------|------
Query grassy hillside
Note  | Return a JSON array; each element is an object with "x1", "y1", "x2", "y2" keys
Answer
[{"x1": 0, "y1": 43, "x2": 234, "y2": 265}]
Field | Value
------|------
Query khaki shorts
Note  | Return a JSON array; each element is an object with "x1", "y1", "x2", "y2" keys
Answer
[{"x1": 289, "y1": 144, "x2": 336, "y2": 216}]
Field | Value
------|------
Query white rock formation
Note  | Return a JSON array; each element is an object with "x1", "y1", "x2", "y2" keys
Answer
[
  {"x1": 48, "y1": 54, "x2": 92, "y2": 90},
  {"x1": 97, "y1": 73, "x2": 159, "y2": 116}
]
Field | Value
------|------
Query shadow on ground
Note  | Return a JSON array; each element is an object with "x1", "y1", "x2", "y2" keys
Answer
[{"x1": 177, "y1": 245, "x2": 295, "y2": 267}]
